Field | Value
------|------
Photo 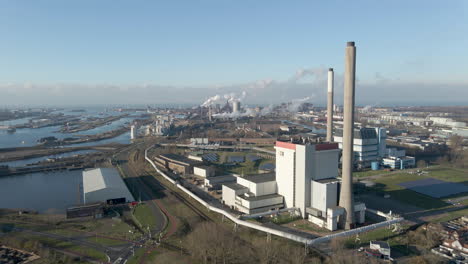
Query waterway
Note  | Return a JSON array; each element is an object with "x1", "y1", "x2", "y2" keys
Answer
[
  {"x1": 283, "y1": 120, "x2": 327, "y2": 134},
  {"x1": 0, "y1": 170, "x2": 83, "y2": 214},
  {"x1": 0, "y1": 150, "x2": 98, "y2": 167},
  {"x1": 0, "y1": 110, "x2": 138, "y2": 148}
]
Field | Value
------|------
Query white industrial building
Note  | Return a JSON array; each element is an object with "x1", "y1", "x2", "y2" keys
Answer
[
  {"x1": 222, "y1": 173, "x2": 283, "y2": 214},
  {"x1": 382, "y1": 156, "x2": 416, "y2": 169},
  {"x1": 275, "y1": 140, "x2": 365, "y2": 231},
  {"x1": 221, "y1": 140, "x2": 366, "y2": 230},
  {"x1": 194, "y1": 166, "x2": 215, "y2": 178},
  {"x1": 82, "y1": 168, "x2": 134, "y2": 204},
  {"x1": 334, "y1": 127, "x2": 387, "y2": 168}
]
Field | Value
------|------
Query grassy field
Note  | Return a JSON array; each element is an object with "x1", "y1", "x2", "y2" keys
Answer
[
  {"x1": 23, "y1": 235, "x2": 108, "y2": 262},
  {"x1": 211, "y1": 151, "x2": 274, "y2": 175},
  {"x1": 367, "y1": 166, "x2": 468, "y2": 209},
  {"x1": 287, "y1": 220, "x2": 331, "y2": 234},
  {"x1": 429, "y1": 208, "x2": 468, "y2": 223},
  {"x1": 85, "y1": 236, "x2": 127, "y2": 246},
  {"x1": 353, "y1": 169, "x2": 392, "y2": 178},
  {"x1": 134, "y1": 203, "x2": 157, "y2": 230}
]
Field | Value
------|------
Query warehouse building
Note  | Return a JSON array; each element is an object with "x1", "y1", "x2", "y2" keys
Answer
[
  {"x1": 82, "y1": 168, "x2": 134, "y2": 205},
  {"x1": 155, "y1": 153, "x2": 202, "y2": 175},
  {"x1": 222, "y1": 173, "x2": 283, "y2": 214}
]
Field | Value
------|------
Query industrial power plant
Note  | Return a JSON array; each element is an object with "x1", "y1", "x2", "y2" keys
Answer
[{"x1": 222, "y1": 42, "x2": 365, "y2": 231}]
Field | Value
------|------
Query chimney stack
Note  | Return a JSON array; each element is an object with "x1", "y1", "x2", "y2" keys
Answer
[
  {"x1": 339, "y1": 41, "x2": 356, "y2": 229},
  {"x1": 326, "y1": 68, "x2": 334, "y2": 142}
]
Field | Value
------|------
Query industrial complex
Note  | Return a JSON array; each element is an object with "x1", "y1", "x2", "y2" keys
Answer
[{"x1": 2, "y1": 40, "x2": 468, "y2": 264}]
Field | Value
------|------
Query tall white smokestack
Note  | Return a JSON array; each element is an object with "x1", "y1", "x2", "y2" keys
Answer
[
  {"x1": 130, "y1": 125, "x2": 136, "y2": 140},
  {"x1": 339, "y1": 41, "x2": 356, "y2": 230},
  {"x1": 232, "y1": 101, "x2": 240, "y2": 113},
  {"x1": 326, "y1": 68, "x2": 334, "y2": 142}
]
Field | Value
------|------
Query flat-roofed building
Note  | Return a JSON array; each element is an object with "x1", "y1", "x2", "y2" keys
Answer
[
  {"x1": 157, "y1": 153, "x2": 202, "y2": 175},
  {"x1": 222, "y1": 173, "x2": 283, "y2": 214},
  {"x1": 82, "y1": 168, "x2": 134, "y2": 204}
]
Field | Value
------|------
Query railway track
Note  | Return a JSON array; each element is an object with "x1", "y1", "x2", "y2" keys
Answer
[{"x1": 142, "y1": 168, "x2": 213, "y2": 222}]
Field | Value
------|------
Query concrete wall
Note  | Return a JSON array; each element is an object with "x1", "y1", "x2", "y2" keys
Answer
[
  {"x1": 295, "y1": 144, "x2": 313, "y2": 217},
  {"x1": 222, "y1": 185, "x2": 248, "y2": 208},
  {"x1": 311, "y1": 181, "x2": 338, "y2": 213},
  {"x1": 194, "y1": 167, "x2": 214, "y2": 178},
  {"x1": 312, "y1": 149, "x2": 340, "y2": 181},
  {"x1": 237, "y1": 196, "x2": 283, "y2": 209},
  {"x1": 255, "y1": 181, "x2": 277, "y2": 196},
  {"x1": 275, "y1": 147, "x2": 296, "y2": 208}
]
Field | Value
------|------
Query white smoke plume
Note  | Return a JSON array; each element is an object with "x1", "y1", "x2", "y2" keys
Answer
[
  {"x1": 201, "y1": 91, "x2": 247, "y2": 107},
  {"x1": 287, "y1": 96, "x2": 314, "y2": 112},
  {"x1": 289, "y1": 67, "x2": 328, "y2": 83}
]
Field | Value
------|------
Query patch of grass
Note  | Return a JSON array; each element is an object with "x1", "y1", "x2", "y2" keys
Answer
[
  {"x1": 134, "y1": 203, "x2": 157, "y2": 230},
  {"x1": 353, "y1": 170, "x2": 392, "y2": 178},
  {"x1": 370, "y1": 172, "x2": 449, "y2": 209},
  {"x1": 426, "y1": 167, "x2": 468, "y2": 183},
  {"x1": 85, "y1": 236, "x2": 126, "y2": 246},
  {"x1": 126, "y1": 247, "x2": 146, "y2": 264},
  {"x1": 429, "y1": 208, "x2": 468, "y2": 223},
  {"x1": 77, "y1": 218, "x2": 141, "y2": 240},
  {"x1": 271, "y1": 214, "x2": 300, "y2": 225},
  {"x1": 28, "y1": 235, "x2": 108, "y2": 262},
  {"x1": 294, "y1": 223, "x2": 330, "y2": 234}
]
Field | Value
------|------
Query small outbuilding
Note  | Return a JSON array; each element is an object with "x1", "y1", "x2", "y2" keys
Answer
[{"x1": 194, "y1": 165, "x2": 215, "y2": 178}]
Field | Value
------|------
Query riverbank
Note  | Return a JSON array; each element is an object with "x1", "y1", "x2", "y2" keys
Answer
[
  {"x1": 0, "y1": 143, "x2": 124, "y2": 163},
  {"x1": 58, "y1": 114, "x2": 129, "y2": 133}
]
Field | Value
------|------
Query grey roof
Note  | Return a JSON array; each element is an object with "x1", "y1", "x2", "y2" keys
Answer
[
  {"x1": 314, "y1": 178, "x2": 340, "y2": 184},
  {"x1": 238, "y1": 193, "x2": 283, "y2": 201},
  {"x1": 242, "y1": 173, "x2": 275, "y2": 183},
  {"x1": 223, "y1": 183, "x2": 248, "y2": 191},
  {"x1": 371, "y1": 241, "x2": 390, "y2": 249}
]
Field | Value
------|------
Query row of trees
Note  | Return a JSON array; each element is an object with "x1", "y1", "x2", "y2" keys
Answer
[{"x1": 186, "y1": 222, "x2": 318, "y2": 264}]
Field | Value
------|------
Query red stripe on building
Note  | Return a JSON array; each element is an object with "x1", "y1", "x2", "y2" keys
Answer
[
  {"x1": 275, "y1": 141, "x2": 296, "y2": 150},
  {"x1": 315, "y1": 143, "x2": 339, "y2": 151}
]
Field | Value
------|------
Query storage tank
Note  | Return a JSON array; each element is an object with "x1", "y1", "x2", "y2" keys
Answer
[{"x1": 371, "y1": 161, "x2": 380, "y2": 171}]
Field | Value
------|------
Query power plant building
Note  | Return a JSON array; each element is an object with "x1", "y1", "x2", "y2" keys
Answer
[
  {"x1": 275, "y1": 140, "x2": 365, "y2": 230},
  {"x1": 334, "y1": 127, "x2": 387, "y2": 168},
  {"x1": 82, "y1": 168, "x2": 134, "y2": 204}
]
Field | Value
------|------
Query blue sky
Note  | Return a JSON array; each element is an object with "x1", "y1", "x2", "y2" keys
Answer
[{"x1": 0, "y1": 0, "x2": 467, "y2": 105}]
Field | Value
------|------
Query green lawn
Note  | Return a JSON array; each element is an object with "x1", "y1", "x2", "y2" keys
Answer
[
  {"x1": 369, "y1": 170, "x2": 453, "y2": 209},
  {"x1": 425, "y1": 167, "x2": 468, "y2": 183},
  {"x1": 85, "y1": 236, "x2": 127, "y2": 246},
  {"x1": 134, "y1": 203, "x2": 157, "y2": 230},
  {"x1": 29, "y1": 235, "x2": 108, "y2": 262},
  {"x1": 353, "y1": 169, "x2": 392, "y2": 178},
  {"x1": 430, "y1": 208, "x2": 468, "y2": 223},
  {"x1": 126, "y1": 247, "x2": 147, "y2": 264}
]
